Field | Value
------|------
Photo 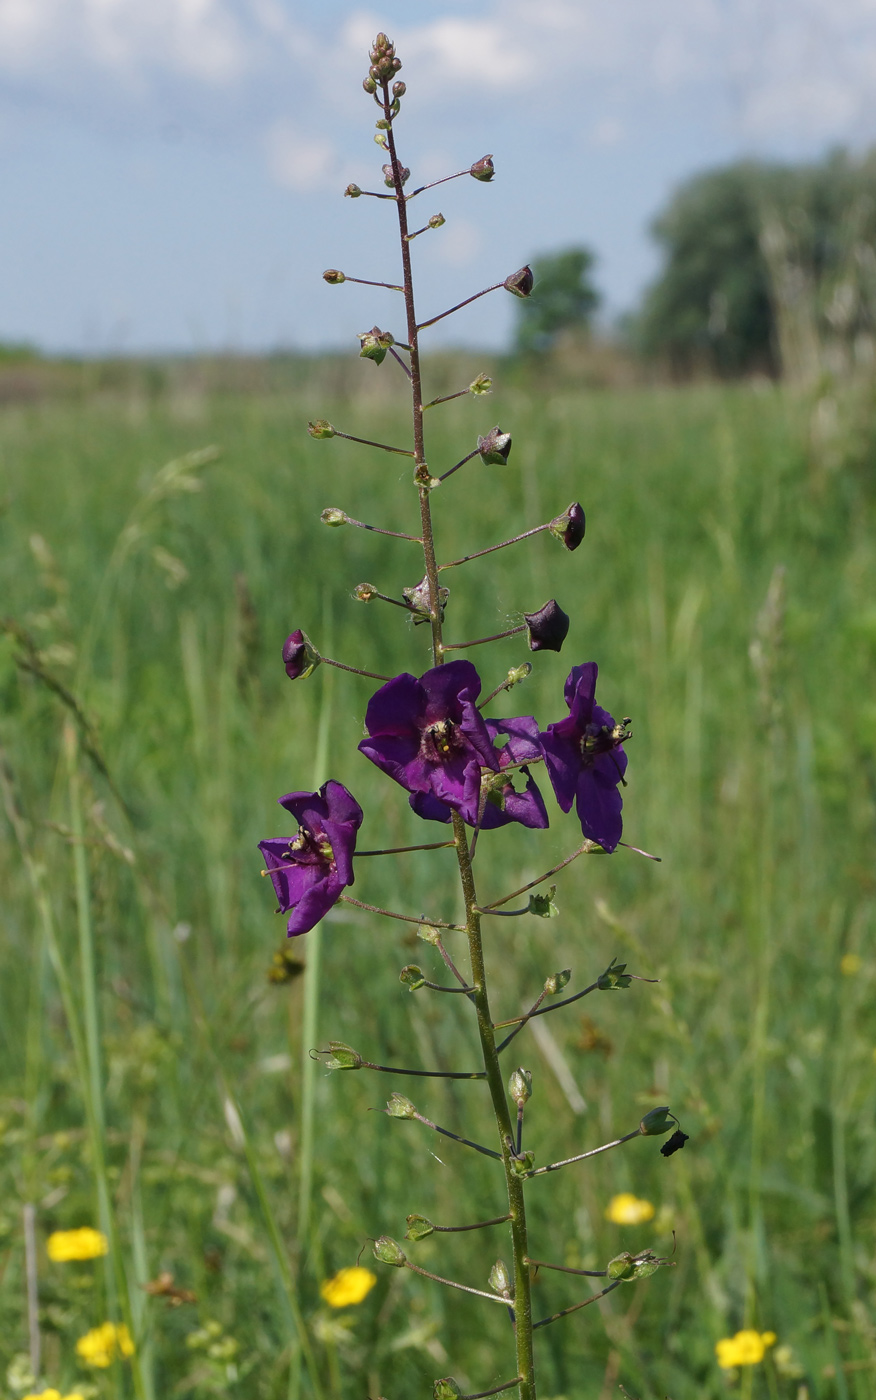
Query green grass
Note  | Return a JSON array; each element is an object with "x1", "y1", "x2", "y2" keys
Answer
[{"x1": 1, "y1": 360, "x2": 875, "y2": 1400}]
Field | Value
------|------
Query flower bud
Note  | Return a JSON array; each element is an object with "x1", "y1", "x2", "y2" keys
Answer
[
  {"x1": 504, "y1": 265, "x2": 534, "y2": 298},
  {"x1": 489, "y1": 1259, "x2": 512, "y2": 1295},
  {"x1": 544, "y1": 969, "x2": 571, "y2": 995},
  {"x1": 468, "y1": 371, "x2": 492, "y2": 395},
  {"x1": 357, "y1": 326, "x2": 394, "y2": 366},
  {"x1": 403, "y1": 575, "x2": 449, "y2": 623},
  {"x1": 550, "y1": 501, "x2": 586, "y2": 551},
  {"x1": 354, "y1": 582, "x2": 378, "y2": 601},
  {"x1": 505, "y1": 661, "x2": 532, "y2": 688},
  {"x1": 597, "y1": 957, "x2": 632, "y2": 990},
  {"x1": 308, "y1": 420, "x2": 336, "y2": 439},
  {"x1": 374, "y1": 131, "x2": 389, "y2": 151},
  {"x1": 477, "y1": 426, "x2": 512, "y2": 466},
  {"x1": 372, "y1": 1235, "x2": 406, "y2": 1267},
  {"x1": 392, "y1": 80, "x2": 406, "y2": 97},
  {"x1": 639, "y1": 1106, "x2": 675, "y2": 1137},
  {"x1": 363, "y1": 76, "x2": 377, "y2": 94},
  {"x1": 386, "y1": 1092, "x2": 417, "y2": 1119},
  {"x1": 433, "y1": 1380, "x2": 461, "y2": 1400},
  {"x1": 608, "y1": 1250, "x2": 667, "y2": 1283},
  {"x1": 282, "y1": 630, "x2": 320, "y2": 681},
  {"x1": 320, "y1": 506, "x2": 347, "y2": 526},
  {"x1": 320, "y1": 1041, "x2": 362, "y2": 1071},
  {"x1": 399, "y1": 964, "x2": 426, "y2": 991},
  {"x1": 322, "y1": 269, "x2": 345, "y2": 285},
  {"x1": 428, "y1": 213, "x2": 445, "y2": 229},
  {"x1": 345, "y1": 183, "x2": 362, "y2": 198},
  {"x1": 382, "y1": 163, "x2": 410, "y2": 188},
  {"x1": 527, "y1": 887, "x2": 558, "y2": 918},
  {"x1": 375, "y1": 118, "x2": 390, "y2": 130},
  {"x1": 508, "y1": 1067, "x2": 532, "y2": 1105},
  {"x1": 660, "y1": 1128, "x2": 690, "y2": 1157},
  {"x1": 470, "y1": 154, "x2": 495, "y2": 182},
  {"x1": 510, "y1": 1150, "x2": 535, "y2": 1175},
  {"x1": 405, "y1": 1213, "x2": 435, "y2": 1241},
  {"x1": 524, "y1": 599, "x2": 570, "y2": 653}
]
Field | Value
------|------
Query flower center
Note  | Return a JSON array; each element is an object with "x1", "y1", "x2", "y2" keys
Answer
[
  {"x1": 578, "y1": 718, "x2": 632, "y2": 765},
  {"x1": 420, "y1": 718, "x2": 465, "y2": 765},
  {"x1": 286, "y1": 829, "x2": 336, "y2": 869}
]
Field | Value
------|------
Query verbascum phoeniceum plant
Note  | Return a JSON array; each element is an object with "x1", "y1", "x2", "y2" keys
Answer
[{"x1": 260, "y1": 33, "x2": 688, "y2": 1400}]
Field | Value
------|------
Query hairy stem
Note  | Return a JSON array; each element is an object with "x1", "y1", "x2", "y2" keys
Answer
[{"x1": 383, "y1": 83, "x2": 536, "y2": 1400}]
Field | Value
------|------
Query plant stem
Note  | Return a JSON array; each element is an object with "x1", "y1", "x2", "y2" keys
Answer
[
  {"x1": 383, "y1": 82, "x2": 536, "y2": 1400},
  {"x1": 403, "y1": 1258, "x2": 511, "y2": 1306},
  {"x1": 526, "y1": 1128, "x2": 641, "y2": 1178},
  {"x1": 431, "y1": 1213, "x2": 512, "y2": 1233},
  {"x1": 532, "y1": 1281, "x2": 622, "y2": 1330},
  {"x1": 440, "y1": 524, "x2": 550, "y2": 570}
]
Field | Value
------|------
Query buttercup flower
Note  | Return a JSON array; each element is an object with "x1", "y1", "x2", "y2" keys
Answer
[
  {"x1": 75, "y1": 1321, "x2": 135, "y2": 1367},
  {"x1": 715, "y1": 1330, "x2": 776, "y2": 1369},
  {"x1": 47, "y1": 1227, "x2": 108, "y2": 1262},
  {"x1": 605, "y1": 1193, "x2": 655, "y2": 1225},
  {"x1": 411, "y1": 715, "x2": 549, "y2": 831},
  {"x1": 320, "y1": 1266, "x2": 377, "y2": 1307},
  {"x1": 359, "y1": 661, "x2": 500, "y2": 825},
  {"x1": 24, "y1": 1391, "x2": 84, "y2": 1400},
  {"x1": 259, "y1": 781, "x2": 363, "y2": 936},
  {"x1": 539, "y1": 662, "x2": 629, "y2": 852}
]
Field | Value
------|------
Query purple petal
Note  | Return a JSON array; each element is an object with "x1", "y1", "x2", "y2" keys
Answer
[{"x1": 575, "y1": 760, "x2": 625, "y2": 852}]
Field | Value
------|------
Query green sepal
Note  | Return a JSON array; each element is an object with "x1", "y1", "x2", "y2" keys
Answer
[
  {"x1": 597, "y1": 957, "x2": 632, "y2": 990},
  {"x1": 372, "y1": 1235, "x2": 406, "y2": 1267},
  {"x1": 489, "y1": 1259, "x2": 511, "y2": 1294},
  {"x1": 399, "y1": 964, "x2": 426, "y2": 991},
  {"x1": 510, "y1": 1150, "x2": 535, "y2": 1176},
  {"x1": 321, "y1": 1041, "x2": 362, "y2": 1070},
  {"x1": 607, "y1": 1249, "x2": 670, "y2": 1283},
  {"x1": 528, "y1": 886, "x2": 559, "y2": 918},
  {"x1": 433, "y1": 1380, "x2": 461, "y2": 1400},
  {"x1": 405, "y1": 1214, "x2": 435, "y2": 1241},
  {"x1": 639, "y1": 1106, "x2": 675, "y2": 1136},
  {"x1": 386, "y1": 1092, "x2": 417, "y2": 1119},
  {"x1": 544, "y1": 969, "x2": 572, "y2": 995}
]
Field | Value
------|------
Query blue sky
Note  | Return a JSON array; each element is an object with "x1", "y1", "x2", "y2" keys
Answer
[{"x1": 2, "y1": 0, "x2": 876, "y2": 353}]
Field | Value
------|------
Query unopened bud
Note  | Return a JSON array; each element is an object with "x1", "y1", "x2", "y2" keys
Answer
[
  {"x1": 392, "y1": 80, "x2": 406, "y2": 97},
  {"x1": 477, "y1": 426, "x2": 512, "y2": 466},
  {"x1": 468, "y1": 371, "x2": 492, "y2": 395},
  {"x1": 375, "y1": 118, "x2": 390, "y2": 130},
  {"x1": 382, "y1": 162, "x2": 410, "y2": 188},
  {"x1": 386, "y1": 1092, "x2": 417, "y2": 1119},
  {"x1": 282, "y1": 630, "x2": 320, "y2": 681},
  {"x1": 489, "y1": 1259, "x2": 512, "y2": 1295},
  {"x1": 524, "y1": 599, "x2": 570, "y2": 653},
  {"x1": 320, "y1": 1041, "x2": 362, "y2": 1071},
  {"x1": 357, "y1": 326, "x2": 394, "y2": 366},
  {"x1": 470, "y1": 154, "x2": 495, "y2": 182},
  {"x1": 405, "y1": 1214, "x2": 434, "y2": 1241},
  {"x1": 550, "y1": 501, "x2": 586, "y2": 551},
  {"x1": 374, "y1": 131, "x2": 389, "y2": 151},
  {"x1": 608, "y1": 1250, "x2": 668, "y2": 1283},
  {"x1": 597, "y1": 957, "x2": 632, "y2": 990},
  {"x1": 428, "y1": 213, "x2": 445, "y2": 229},
  {"x1": 399, "y1": 964, "x2": 426, "y2": 991},
  {"x1": 508, "y1": 1067, "x2": 532, "y2": 1105},
  {"x1": 363, "y1": 76, "x2": 377, "y2": 94},
  {"x1": 323, "y1": 269, "x2": 345, "y2": 285},
  {"x1": 372, "y1": 1235, "x2": 406, "y2": 1267},
  {"x1": 504, "y1": 265, "x2": 534, "y2": 298},
  {"x1": 345, "y1": 183, "x2": 362, "y2": 198},
  {"x1": 354, "y1": 582, "x2": 377, "y2": 601},
  {"x1": 505, "y1": 662, "x2": 532, "y2": 687},
  {"x1": 433, "y1": 1380, "x2": 461, "y2": 1400},
  {"x1": 544, "y1": 969, "x2": 572, "y2": 995},
  {"x1": 320, "y1": 506, "x2": 347, "y2": 526},
  {"x1": 639, "y1": 1106, "x2": 675, "y2": 1137},
  {"x1": 308, "y1": 420, "x2": 336, "y2": 439}
]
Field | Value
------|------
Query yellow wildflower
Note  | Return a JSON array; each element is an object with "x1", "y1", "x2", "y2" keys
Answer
[
  {"x1": 75, "y1": 1321, "x2": 135, "y2": 1367},
  {"x1": 605, "y1": 1193, "x2": 655, "y2": 1225},
  {"x1": 715, "y1": 1329, "x2": 777, "y2": 1368},
  {"x1": 47, "y1": 1227, "x2": 108, "y2": 1262},
  {"x1": 320, "y1": 1266, "x2": 377, "y2": 1308},
  {"x1": 840, "y1": 952, "x2": 862, "y2": 976},
  {"x1": 23, "y1": 1392, "x2": 84, "y2": 1400}
]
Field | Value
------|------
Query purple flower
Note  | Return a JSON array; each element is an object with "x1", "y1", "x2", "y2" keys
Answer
[
  {"x1": 539, "y1": 663, "x2": 629, "y2": 852},
  {"x1": 411, "y1": 714, "x2": 549, "y2": 830},
  {"x1": 258, "y1": 781, "x2": 363, "y2": 936},
  {"x1": 359, "y1": 661, "x2": 502, "y2": 824},
  {"x1": 282, "y1": 630, "x2": 320, "y2": 680}
]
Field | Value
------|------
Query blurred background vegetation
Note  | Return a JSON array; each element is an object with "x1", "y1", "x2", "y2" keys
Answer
[{"x1": 0, "y1": 143, "x2": 875, "y2": 1400}]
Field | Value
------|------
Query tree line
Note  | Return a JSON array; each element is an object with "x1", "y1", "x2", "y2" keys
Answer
[{"x1": 515, "y1": 147, "x2": 876, "y2": 382}]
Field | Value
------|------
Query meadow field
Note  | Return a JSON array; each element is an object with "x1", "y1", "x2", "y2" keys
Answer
[{"x1": 0, "y1": 357, "x2": 874, "y2": 1400}]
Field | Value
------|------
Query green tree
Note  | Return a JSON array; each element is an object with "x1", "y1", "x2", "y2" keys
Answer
[
  {"x1": 514, "y1": 246, "x2": 600, "y2": 354},
  {"x1": 635, "y1": 150, "x2": 876, "y2": 379}
]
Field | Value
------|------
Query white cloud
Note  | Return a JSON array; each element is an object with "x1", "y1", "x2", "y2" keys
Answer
[{"x1": 264, "y1": 122, "x2": 338, "y2": 191}]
